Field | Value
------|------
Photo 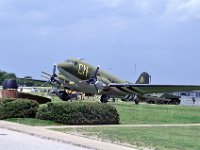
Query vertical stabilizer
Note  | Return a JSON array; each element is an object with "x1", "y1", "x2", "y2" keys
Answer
[{"x1": 135, "y1": 72, "x2": 150, "y2": 84}]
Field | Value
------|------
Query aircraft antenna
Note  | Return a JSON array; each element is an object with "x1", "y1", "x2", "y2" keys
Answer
[
  {"x1": 134, "y1": 64, "x2": 137, "y2": 83},
  {"x1": 149, "y1": 75, "x2": 151, "y2": 84},
  {"x1": 78, "y1": 58, "x2": 85, "y2": 61}
]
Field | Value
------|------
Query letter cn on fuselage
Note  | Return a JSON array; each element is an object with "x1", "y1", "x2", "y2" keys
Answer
[{"x1": 78, "y1": 63, "x2": 89, "y2": 78}]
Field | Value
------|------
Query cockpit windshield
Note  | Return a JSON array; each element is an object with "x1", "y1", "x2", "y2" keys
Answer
[{"x1": 65, "y1": 59, "x2": 78, "y2": 65}]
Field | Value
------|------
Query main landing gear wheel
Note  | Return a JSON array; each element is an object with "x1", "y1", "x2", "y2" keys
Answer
[
  {"x1": 58, "y1": 91, "x2": 71, "y2": 101},
  {"x1": 100, "y1": 95, "x2": 109, "y2": 103},
  {"x1": 134, "y1": 99, "x2": 140, "y2": 105}
]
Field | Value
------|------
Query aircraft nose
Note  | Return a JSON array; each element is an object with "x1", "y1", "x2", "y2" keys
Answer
[
  {"x1": 57, "y1": 63, "x2": 65, "y2": 69},
  {"x1": 57, "y1": 62, "x2": 71, "y2": 70}
]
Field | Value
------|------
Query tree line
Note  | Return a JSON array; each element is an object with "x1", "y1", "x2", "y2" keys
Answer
[
  {"x1": 0, "y1": 70, "x2": 16, "y2": 85},
  {"x1": 0, "y1": 70, "x2": 45, "y2": 87}
]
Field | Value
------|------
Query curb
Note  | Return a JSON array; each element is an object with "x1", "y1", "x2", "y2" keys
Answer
[{"x1": 0, "y1": 121, "x2": 138, "y2": 150}]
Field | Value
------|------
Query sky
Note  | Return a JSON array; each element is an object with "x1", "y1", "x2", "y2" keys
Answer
[{"x1": 0, "y1": 0, "x2": 200, "y2": 84}]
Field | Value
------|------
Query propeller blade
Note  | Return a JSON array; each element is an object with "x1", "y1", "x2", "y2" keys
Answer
[
  {"x1": 42, "y1": 71, "x2": 51, "y2": 77},
  {"x1": 41, "y1": 75, "x2": 50, "y2": 80},
  {"x1": 86, "y1": 66, "x2": 100, "y2": 84},
  {"x1": 53, "y1": 79, "x2": 61, "y2": 85},
  {"x1": 41, "y1": 80, "x2": 51, "y2": 87},
  {"x1": 94, "y1": 66, "x2": 100, "y2": 78},
  {"x1": 53, "y1": 64, "x2": 56, "y2": 75},
  {"x1": 41, "y1": 64, "x2": 61, "y2": 86},
  {"x1": 79, "y1": 66, "x2": 103, "y2": 93},
  {"x1": 94, "y1": 84, "x2": 99, "y2": 93}
]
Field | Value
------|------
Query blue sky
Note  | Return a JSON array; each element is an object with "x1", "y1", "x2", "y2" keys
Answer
[{"x1": 0, "y1": 0, "x2": 200, "y2": 84}]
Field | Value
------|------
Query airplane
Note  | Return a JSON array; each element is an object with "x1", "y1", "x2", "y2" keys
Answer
[{"x1": 42, "y1": 58, "x2": 200, "y2": 104}]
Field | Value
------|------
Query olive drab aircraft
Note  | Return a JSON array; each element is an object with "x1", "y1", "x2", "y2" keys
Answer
[{"x1": 42, "y1": 58, "x2": 200, "y2": 103}]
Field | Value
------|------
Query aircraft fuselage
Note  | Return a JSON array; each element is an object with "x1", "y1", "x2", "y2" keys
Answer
[{"x1": 57, "y1": 58, "x2": 130, "y2": 97}]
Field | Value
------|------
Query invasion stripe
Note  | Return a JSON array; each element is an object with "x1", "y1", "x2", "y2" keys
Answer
[
  {"x1": 126, "y1": 86, "x2": 142, "y2": 93},
  {"x1": 115, "y1": 86, "x2": 133, "y2": 94}
]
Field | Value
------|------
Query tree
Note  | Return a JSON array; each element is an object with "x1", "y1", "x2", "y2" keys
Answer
[
  {"x1": 0, "y1": 70, "x2": 16, "y2": 85},
  {"x1": 0, "y1": 70, "x2": 47, "y2": 87}
]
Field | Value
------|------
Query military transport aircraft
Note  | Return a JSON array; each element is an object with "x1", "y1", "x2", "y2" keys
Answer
[{"x1": 42, "y1": 58, "x2": 200, "y2": 103}]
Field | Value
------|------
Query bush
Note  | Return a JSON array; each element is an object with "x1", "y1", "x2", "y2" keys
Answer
[
  {"x1": 36, "y1": 102, "x2": 119, "y2": 125},
  {"x1": 0, "y1": 98, "x2": 39, "y2": 119}
]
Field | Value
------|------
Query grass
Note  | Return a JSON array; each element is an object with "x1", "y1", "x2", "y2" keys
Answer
[
  {"x1": 53, "y1": 126, "x2": 200, "y2": 150},
  {"x1": 50, "y1": 98, "x2": 200, "y2": 124},
  {"x1": 6, "y1": 118, "x2": 60, "y2": 126},
  {"x1": 5, "y1": 100, "x2": 200, "y2": 149},
  {"x1": 113, "y1": 103, "x2": 200, "y2": 124},
  {"x1": 6, "y1": 101, "x2": 200, "y2": 126}
]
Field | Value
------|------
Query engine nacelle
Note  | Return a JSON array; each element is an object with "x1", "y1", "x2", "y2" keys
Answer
[{"x1": 95, "y1": 81, "x2": 106, "y2": 92}]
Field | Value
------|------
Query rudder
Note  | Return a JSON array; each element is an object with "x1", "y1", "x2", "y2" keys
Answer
[{"x1": 135, "y1": 72, "x2": 150, "y2": 84}]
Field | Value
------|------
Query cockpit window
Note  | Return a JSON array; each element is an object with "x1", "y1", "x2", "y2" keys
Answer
[{"x1": 65, "y1": 60, "x2": 78, "y2": 65}]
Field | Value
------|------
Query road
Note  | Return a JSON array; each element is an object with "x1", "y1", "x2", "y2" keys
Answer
[
  {"x1": 0, "y1": 128, "x2": 89, "y2": 150},
  {"x1": 0, "y1": 121, "x2": 136, "y2": 150},
  {"x1": 180, "y1": 96, "x2": 200, "y2": 106}
]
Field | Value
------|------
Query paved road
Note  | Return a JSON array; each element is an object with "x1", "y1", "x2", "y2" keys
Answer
[
  {"x1": 0, "y1": 128, "x2": 89, "y2": 150},
  {"x1": 0, "y1": 121, "x2": 136, "y2": 150},
  {"x1": 180, "y1": 96, "x2": 200, "y2": 106}
]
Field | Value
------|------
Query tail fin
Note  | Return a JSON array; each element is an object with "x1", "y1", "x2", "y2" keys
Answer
[{"x1": 135, "y1": 72, "x2": 150, "y2": 84}]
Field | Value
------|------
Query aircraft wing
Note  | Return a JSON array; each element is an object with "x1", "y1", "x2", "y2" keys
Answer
[{"x1": 108, "y1": 83, "x2": 200, "y2": 94}]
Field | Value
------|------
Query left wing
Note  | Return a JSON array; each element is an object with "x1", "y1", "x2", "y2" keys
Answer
[
  {"x1": 108, "y1": 83, "x2": 200, "y2": 94},
  {"x1": 17, "y1": 78, "x2": 47, "y2": 83}
]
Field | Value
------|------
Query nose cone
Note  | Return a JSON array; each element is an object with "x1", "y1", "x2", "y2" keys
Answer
[
  {"x1": 57, "y1": 62, "x2": 66, "y2": 70},
  {"x1": 57, "y1": 63, "x2": 64, "y2": 69}
]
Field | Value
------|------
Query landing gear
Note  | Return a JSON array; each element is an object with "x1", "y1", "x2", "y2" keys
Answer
[
  {"x1": 100, "y1": 95, "x2": 109, "y2": 103},
  {"x1": 57, "y1": 91, "x2": 71, "y2": 101},
  {"x1": 134, "y1": 98, "x2": 140, "y2": 105}
]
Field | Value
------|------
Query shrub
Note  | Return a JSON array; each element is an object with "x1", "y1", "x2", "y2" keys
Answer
[
  {"x1": 0, "y1": 98, "x2": 39, "y2": 119},
  {"x1": 36, "y1": 102, "x2": 119, "y2": 125}
]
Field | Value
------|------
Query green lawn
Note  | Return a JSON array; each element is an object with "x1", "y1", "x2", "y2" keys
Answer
[
  {"x1": 6, "y1": 118, "x2": 60, "y2": 126},
  {"x1": 113, "y1": 103, "x2": 200, "y2": 124},
  {"x1": 6, "y1": 102, "x2": 200, "y2": 126},
  {"x1": 53, "y1": 126, "x2": 200, "y2": 150},
  {"x1": 5, "y1": 101, "x2": 200, "y2": 150}
]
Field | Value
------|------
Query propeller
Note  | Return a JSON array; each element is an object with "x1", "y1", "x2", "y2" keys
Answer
[
  {"x1": 41, "y1": 75, "x2": 50, "y2": 80},
  {"x1": 41, "y1": 64, "x2": 61, "y2": 86},
  {"x1": 82, "y1": 66, "x2": 105, "y2": 93},
  {"x1": 41, "y1": 71, "x2": 51, "y2": 77},
  {"x1": 86, "y1": 66, "x2": 100, "y2": 84}
]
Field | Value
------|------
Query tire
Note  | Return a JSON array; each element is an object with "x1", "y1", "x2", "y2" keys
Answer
[
  {"x1": 100, "y1": 95, "x2": 108, "y2": 103},
  {"x1": 134, "y1": 99, "x2": 140, "y2": 105},
  {"x1": 59, "y1": 91, "x2": 70, "y2": 101}
]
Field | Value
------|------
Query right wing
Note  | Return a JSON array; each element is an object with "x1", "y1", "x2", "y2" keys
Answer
[{"x1": 108, "y1": 83, "x2": 200, "y2": 94}]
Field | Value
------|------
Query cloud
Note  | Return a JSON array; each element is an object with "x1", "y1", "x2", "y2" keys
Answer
[
  {"x1": 98, "y1": 0, "x2": 200, "y2": 22},
  {"x1": 100, "y1": 0, "x2": 123, "y2": 8},
  {"x1": 1, "y1": 0, "x2": 200, "y2": 25},
  {"x1": 161, "y1": 0, "x2": 200, "y2": 22}
]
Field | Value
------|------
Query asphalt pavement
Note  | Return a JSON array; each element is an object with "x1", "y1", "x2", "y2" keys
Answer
[
  {"x1": 0, "y1": 128, "x2": 89, "y2": 150},
  {"x1": 0, "y1": 121, "x2": 138, "y2": 150}
]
